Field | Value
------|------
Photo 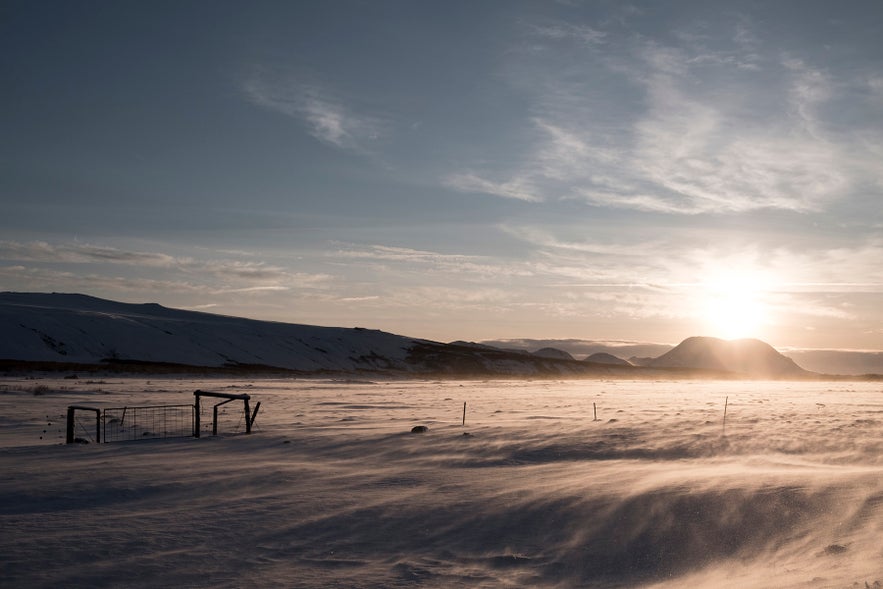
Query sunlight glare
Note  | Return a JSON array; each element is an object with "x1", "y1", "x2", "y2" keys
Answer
[{"x1": 700, "y1": 269, "x2": 771, "y2": 340}]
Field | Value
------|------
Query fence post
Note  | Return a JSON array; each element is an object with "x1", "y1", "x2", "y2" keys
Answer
[
  {"x1": 66, "y1": 406, "x2": 101, "y2": 444},
  {"x1": 193, "y1": 395, "x2": 201, "y2": 438},
  {"x1": 249, "y1": 402, "x2": 261, "y2": 431},
  {"x1": 66, "y1": 407, "x2": 75, "y2": 444}
]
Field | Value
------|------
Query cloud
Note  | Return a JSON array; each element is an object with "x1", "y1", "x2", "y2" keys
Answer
[
  {"x1": 0, "y1": 241, "x2": 179, "y2": 266},
  {"x1": 338, "y1": 295, "x2": 380, "y2": 303},
  {"x1": 200, "y1": 260, "x2": 292, "y2": 282},
  {"x1": 222, "y1": 286, "x2": 290, "y2": 294},
  {"x1": 530, "y1": 22, "x2": 607, "y2": 46},
  {"x1": 623, "y1": 62, "x2": 848, "y2": 214},
  {"x1": 335, "y1": 244, "x2": 477, "y2": 264},
  {"x1": 448, "y1": 16, "x2": 876, "y2": 216},
  {"x1": 589, "y1": 45, "x2": 851, "y2": 214},
  {"x1": 443, "y1": 172, "x2": 542, "y2": 202},
  {"x1": 0, "y1": 265, "x2": 209, "y2": 295},
  {"x1": 243, "y1": 69, "x2": 381, "y2": 151},
  {"x1": 500, "y1": 224, "x2": 664, "y2": 258},
  {"x1": 0, "y1": 241, "x2": 335, "y2": 300},
  {"x1": 332, "y1": 243, "x2": 535, "y2": 282}
]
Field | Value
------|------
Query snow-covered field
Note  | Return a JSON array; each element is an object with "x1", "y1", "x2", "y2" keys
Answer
[{"x1": 2, "y1": 376, "x2": 882, "y2": 588}]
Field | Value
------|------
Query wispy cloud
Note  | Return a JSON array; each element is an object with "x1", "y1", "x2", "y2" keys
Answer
[
  {"x1": 530, "y1": 22, "x2": 607, "y2": 46},
  {"x1": 0, "y1": 240, "x2": 334, "y2": 296},
  {"x1": 443, "y1": 173, "x2": 541, "y2": 202},
  {"x1": 243, "y1": 68, "x2": 381, "y2": 151},
  {"x1": 0, "y1": 241, "x2": 178, "y2": 267},
  {"x1": 331, "y1": 243, "x2": 534, "y2": 281},
  {"x1": 448, "y1": 16, "x2": 878, "y2": 217},
  {"x1": 0, "y1": 265, "x2": 209, "y2": 295},
  {"x1": 623, "y1": 53, "x2": 849, "y2": 214}
]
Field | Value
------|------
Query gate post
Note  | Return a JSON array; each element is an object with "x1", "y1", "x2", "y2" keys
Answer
[
  {"x1": 193, "y1": 395, "x2": 201, "y2": 438},
  {"x1": 66, "y1": 406, "x2": 101, "y2": 444},
  {"x1": 66, "y1": 406, "x2": 75, "y2": 444}
]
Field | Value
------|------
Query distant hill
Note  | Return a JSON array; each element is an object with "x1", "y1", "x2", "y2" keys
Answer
[
  {"x1": 533, "y1": 347, "x2": 574, "y2": 360},
  {"x1": 647, "y1": 336, "x2": 811, "y2": 379},
  {"x1": 480, "y1": 337, "x2": 881, "y2": 377},
  {"x1": 481, "y1": 338, "x2": 674, "y2": 360},
  {"x1": 585, "y1": 352, "x2": 632, "y2": 366},
  {"x1": 782, "y1": 349, "x2": 883, "y2": 376}
]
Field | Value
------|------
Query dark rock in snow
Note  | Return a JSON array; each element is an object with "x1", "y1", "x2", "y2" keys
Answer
[{"x1": 410, "y1": 425, "x2": 429, "y2": 433}]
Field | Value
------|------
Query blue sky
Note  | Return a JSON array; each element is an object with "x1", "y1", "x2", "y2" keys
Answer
[{"x1": 1, "y1": 0, "x2": 881, "y2": 349}]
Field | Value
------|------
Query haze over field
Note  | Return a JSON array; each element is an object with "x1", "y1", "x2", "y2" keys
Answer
[{"x1": 1, "y1": 1, "x2": 881, "y2": 354}]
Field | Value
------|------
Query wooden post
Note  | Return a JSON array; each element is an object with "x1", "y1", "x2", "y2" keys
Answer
[
  {"x1": 66, "y1": 406, "x2": 75, "y2": 444},
  {"x1": 66, "y1": 405, "x2": 101, "y2": 444},
  {"x1": 723, "y1": 396, "x2": 729, "y2": 436},
  {"x1": 593, "y1": 402, "x2": 598, "y2": 422},
  {"x1": 244, "y1": 398, "x2": 252, "y2": 434},
  {"x1": 462, "y1": 401, "x2": 466, "y2": 426},
  {"x1": 249, "y1": 402, "x2": 261, "y2": 431},
  {"x1": 193, "y1": 397, "x2": 201, "y2": 438}
]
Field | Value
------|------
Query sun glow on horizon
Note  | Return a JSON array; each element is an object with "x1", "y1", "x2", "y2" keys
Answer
[{"x1": 699, "y1": 268, "x2": 773, "y2": 340}]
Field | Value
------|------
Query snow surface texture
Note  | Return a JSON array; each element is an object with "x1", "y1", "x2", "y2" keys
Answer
[{"x1": 2, "y1": 377, "x2": 883, "y2": 588}]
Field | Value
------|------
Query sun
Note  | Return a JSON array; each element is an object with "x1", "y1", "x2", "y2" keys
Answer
[{"x1": 699, "y1": 270, "x2": 771, "y2": 340}]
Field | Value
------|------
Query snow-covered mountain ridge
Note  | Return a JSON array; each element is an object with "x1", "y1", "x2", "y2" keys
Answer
[
  {"x1": 1, "y1": 292, "x2": 644, "y2": 376},
  {"x1": 0, "y1": 292, "x2": 421, "y2": 373}
]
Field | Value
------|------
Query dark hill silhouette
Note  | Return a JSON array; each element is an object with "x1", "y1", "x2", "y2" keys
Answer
[
  {"x1": 585, "y1": 352, "x2": 632, "y2": 366},
  {"x1": 648, "y1": 336, "x2": 810, "y2": 378},
  {"x1": 533, "y1": 347, "x2": 575, "y2": 360}
]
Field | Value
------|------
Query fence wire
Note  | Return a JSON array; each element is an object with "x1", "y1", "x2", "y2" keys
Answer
[{"x1": 103, "y1": 405, "x2": 194, "y2": 442}]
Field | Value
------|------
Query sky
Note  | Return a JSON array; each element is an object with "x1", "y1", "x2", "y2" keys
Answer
[{"x1": 1, "y1": 0, "x2": 882, "y2": 350}]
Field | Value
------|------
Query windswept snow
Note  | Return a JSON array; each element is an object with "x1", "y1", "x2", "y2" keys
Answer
[{"x1": 2, "y1": 377, "x2": 883, "y2": 588}]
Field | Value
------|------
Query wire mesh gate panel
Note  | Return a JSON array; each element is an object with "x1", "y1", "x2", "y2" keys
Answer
[
  {"x1": 103, "y1": 405, "x2": 194, "y2": 442},
  {"x1": 195, "y1": 400, "x2": 246, "y2": 437}
]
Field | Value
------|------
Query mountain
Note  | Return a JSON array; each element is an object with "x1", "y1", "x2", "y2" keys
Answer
[
  {"x1": 647, "y1": 336, "x2": 811, "y2": 379},
  {"x1": 0, "y1": 292, "x2": 420, "y2": 373},
  {"x1": 0, "y1": 292, "x2": 636, "y2": 377}
]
